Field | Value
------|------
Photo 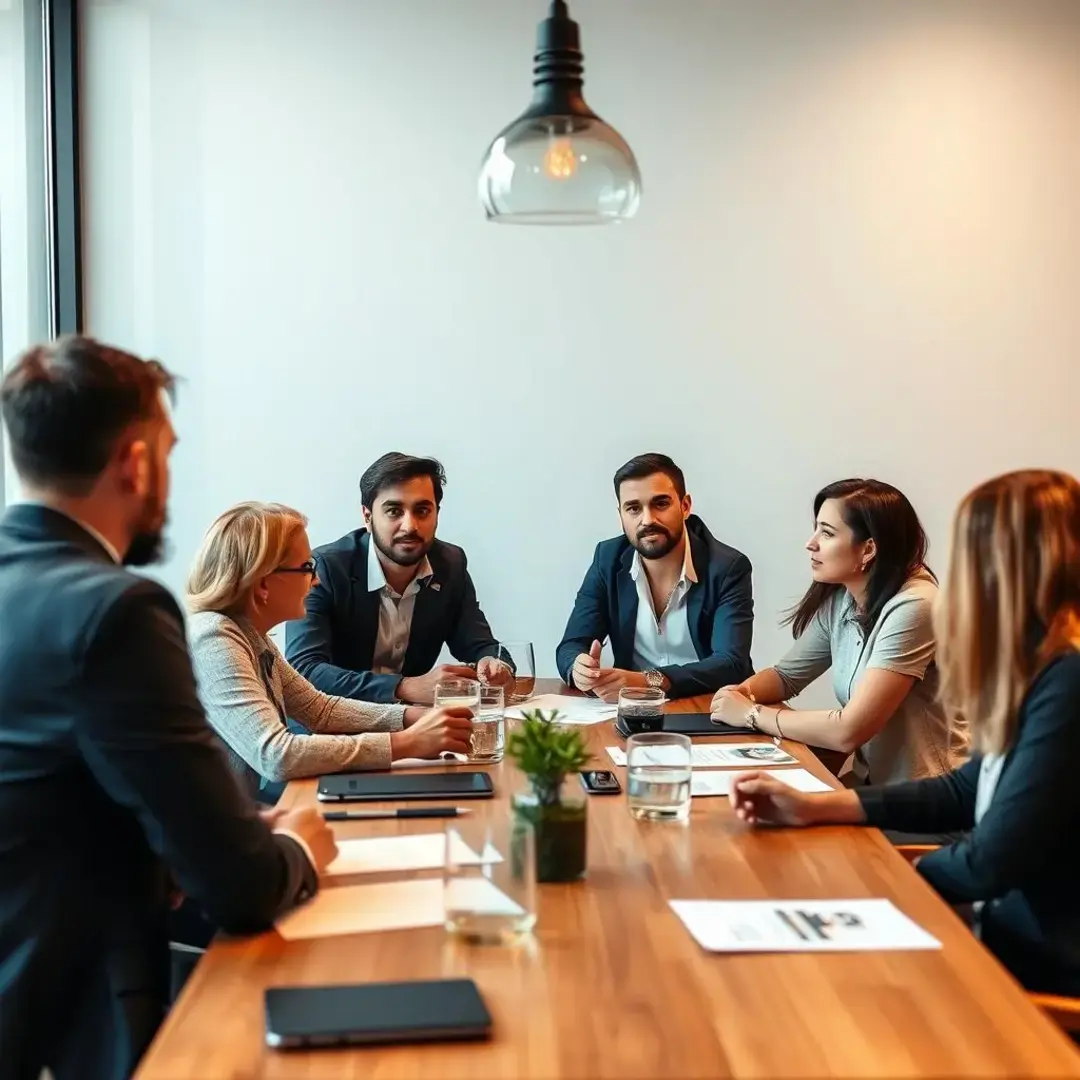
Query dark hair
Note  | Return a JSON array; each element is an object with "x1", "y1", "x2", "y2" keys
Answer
[
  {"x1": 0, "y1": 335, "x2": 175, "y2": 496},
  {"x1": 360, "y1": 452, "x2": 447, "y2": 509},
  {"x1": 785, "y1": 478, "x2": 932, "y2": 638},
  {"x1": 613, "y1": 453, "x2": 686, "y2": 501}
]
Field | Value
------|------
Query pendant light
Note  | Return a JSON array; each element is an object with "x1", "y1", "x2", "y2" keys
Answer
[{"x1": 478, "y1": 1, "x2": 641, "y2": 225}]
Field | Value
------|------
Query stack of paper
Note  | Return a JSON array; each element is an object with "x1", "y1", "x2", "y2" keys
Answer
[
  {"x1": 669, "y1": 898, "x2": 941, "y2": 953},
  {"x1": 606, "y1": 743, "x2": 799, "y2": 769},
  {"x1": 505, "y1": 694, "x2": 617, "y2": 725}
]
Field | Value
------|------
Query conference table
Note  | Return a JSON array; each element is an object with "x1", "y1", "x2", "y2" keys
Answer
[{"x1": 135, "y1": 682, "x2": 1080, "y2": 1079}]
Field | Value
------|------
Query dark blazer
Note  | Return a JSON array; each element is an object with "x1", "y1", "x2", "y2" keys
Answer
[
  {"x1": 285, "y1": 528, "x2": 500, "y2": 703},
  {"x1": 555, "y1": 515, "x2": 754, "y2": 699},
  {"x1": 0, "y1": 505, "x2": 317, "y2": 1080},
  {"x1": 858, "y1": 651, "x2": 1080, "y2": 996}
]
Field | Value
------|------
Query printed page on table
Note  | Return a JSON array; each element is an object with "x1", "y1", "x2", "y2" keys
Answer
[
  {"x1": 607, "y1": 743, "x2": 798, "y2": 768},
  {"x1": 669, "y1": 898, "x2": 942, "y2": 953}
]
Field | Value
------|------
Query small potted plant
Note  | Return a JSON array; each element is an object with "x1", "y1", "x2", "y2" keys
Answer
[{"x1": 507, "y1": 710, "x2": 591, "y2": 883}]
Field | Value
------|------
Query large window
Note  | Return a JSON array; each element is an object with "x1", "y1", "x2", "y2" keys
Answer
[{"x1": 0, "y1": 0, "x2": 78, "y2": 505}]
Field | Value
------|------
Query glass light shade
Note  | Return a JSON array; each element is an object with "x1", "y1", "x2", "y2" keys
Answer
[{"x1": 479, "y1": 113, "x2": 641, "y2": 225}]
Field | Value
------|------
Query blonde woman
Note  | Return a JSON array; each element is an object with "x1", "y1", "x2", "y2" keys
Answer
[
  {"x1": 728, "y1": 470, "x2": 1080, "y2": 996},
  {"x1": 187, "y1": 503, "x2": 472, "y2": 800}
]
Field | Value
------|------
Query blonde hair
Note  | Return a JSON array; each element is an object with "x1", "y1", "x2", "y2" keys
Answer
[
  {"x1": 187, "y1": 501, "x2": 308, "y2": 616},
  {"x1": 935, "y1": 470, "x2": 1080, "y2": 756}
]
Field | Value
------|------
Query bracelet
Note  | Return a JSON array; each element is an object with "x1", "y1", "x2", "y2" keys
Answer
[{"x1": 773, "y1": 708, "x2": 787, "y2": 740}]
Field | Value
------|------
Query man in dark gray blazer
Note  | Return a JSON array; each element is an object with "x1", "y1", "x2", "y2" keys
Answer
[
  {"x1": 286, "y1": 453, "x2": 510, "y2": 705},
  {"x1": 0, "y1": 337, "x2": 335, "y2": 1080}
]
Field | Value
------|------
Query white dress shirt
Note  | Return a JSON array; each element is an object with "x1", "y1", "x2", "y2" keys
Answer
[
  {"x1": 630, "y1": 534, "x2": 699, "y2": 670},
  {"x1": 368, "y1": 538, "x2": 433, "y2": 674}
]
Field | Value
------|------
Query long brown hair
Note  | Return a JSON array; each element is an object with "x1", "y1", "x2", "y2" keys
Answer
[
  {"x1": 786, "y1": 479, "x2": 931, "y2": 638},
  {"x1": 936, "y1": 470, "x2": 1080, "y2": 755}
]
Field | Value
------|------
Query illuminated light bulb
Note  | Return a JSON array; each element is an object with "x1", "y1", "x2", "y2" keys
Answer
[
  {"x1": 478, "y1": 1, "x2": 640, "y2": 225},
  {"x1": 543, "y1": 139, "x2": 578, "y2": 180}
]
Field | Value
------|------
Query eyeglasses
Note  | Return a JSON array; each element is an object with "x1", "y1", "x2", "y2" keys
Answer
[{"x1": 272, "y1": 560, "x2": 317, "y2": 578}]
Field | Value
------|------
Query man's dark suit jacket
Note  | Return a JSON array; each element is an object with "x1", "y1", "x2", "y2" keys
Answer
[
  {"x1": 555, "y1": 515, "x2": 754, "y2": 699},
  {"x1": 285, "y1": 528, "x2": 500, "y2": 703},
  {"x1": 859, "y1": 650, "x2": 1080, "y2": 996},
  {"x1": 0, "y1": 505, "x2": 317, "y2": 1080}
]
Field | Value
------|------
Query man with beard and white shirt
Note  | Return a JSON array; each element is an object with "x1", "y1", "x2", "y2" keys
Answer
[
  {"x1": 286, "y1": 453, "x2": 510, "y2": 705},
  {"x1": 557, "y1": 453, "x2": 755, "y2": 701},
  {"x1": 0, "y1": 336, "x2": 335, "y2": 1080}
]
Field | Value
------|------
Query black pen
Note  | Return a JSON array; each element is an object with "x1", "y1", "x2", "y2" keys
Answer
[{"x1": 321, "y1": 807, "x2": 473, "y2": 821}]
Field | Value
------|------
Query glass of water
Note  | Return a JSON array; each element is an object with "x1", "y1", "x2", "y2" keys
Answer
[
  {"x1": 434, "y1": 677, "x2": 480, "y2": 717},
  {"x1": 444, "y1": 816, "x2": 537, "y2": 944},
  {"x1": 469, "y1": 684, "x2": 505, "y2": 763},
  {"x1": 496, "y1": 642, "x2": 536, "y2": 704},
  {"x1": 626, "y1": 731, "x2": 692, "y2": 822}
]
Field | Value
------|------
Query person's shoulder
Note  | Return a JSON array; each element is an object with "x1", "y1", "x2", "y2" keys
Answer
[
  {"x1": 430, "y1": 536, "x2": 467, "y2": 572},
  {"x1": 1031, "y1": 648, "x2": 1080, "y2": 698},
  {"x1": 186, "y1": 610, "x2": 255, "y2": 661},
  {"x1": 880, "y1": 572, "x2": 938, "y2": 619},
  {"x1": 312, "y1": 529, "x2": 363, "y2": 563},
  {"x1": 592, "y1": 533, "x2": 632, "y2": 569},
  {"x1": 688, "y1": 516, "x2": 751, "y2": 574}
]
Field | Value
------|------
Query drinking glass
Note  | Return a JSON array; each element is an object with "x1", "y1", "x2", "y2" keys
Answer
[
  {"x1": 469, "y1": 684, "x2": 505, "y2": 763},
  {"x1": 434, "y1": 677, "x2": 481, "y2": 716},
  {"x1": 496, "y1": 642, "x2": 536, "y2": 704},
  {"x1": 616, "y1": 687, "x2": 667, "y2": 736},
  {"x1": 444, "y1": 816, "x2": 537, "y2": 943},
  {"x1": 626, "y1": 731, "x2": 692, "y2": 821}
]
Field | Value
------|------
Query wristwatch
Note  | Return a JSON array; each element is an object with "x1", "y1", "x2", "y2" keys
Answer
[
  {"x1": 642, "y1": 669, "x2": 665, "y2": 690},
  {"x1": 745, "y1": 702, "x2": 763, "y2": 732}
]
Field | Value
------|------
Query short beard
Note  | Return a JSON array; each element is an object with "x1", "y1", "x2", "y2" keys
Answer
[
  {"x1": 373, "y1": 529, "x2": 430, "y2": 568},
  {"x1": 632, "y1": 527, "x2": 679, "y2": 561},
  {"x1": 124, "y1": 529, "x2": 167, "y2": 567}
]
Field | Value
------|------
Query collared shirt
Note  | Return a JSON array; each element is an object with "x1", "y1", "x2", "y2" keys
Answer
[
  {"x1": 367, "y1": 537, "x2": 433, "y2": 674},
  {"x1": 630, "y1": 533, "x2": 699, "y2": 670}
]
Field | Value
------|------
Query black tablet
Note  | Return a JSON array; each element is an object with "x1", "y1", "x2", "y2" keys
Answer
[
  {"x1": 316, "y1": 771, "x2": 495, "y2": 802},
  {"x1": 265, "y1": 978, "x2": 493, "y2": 1049},
  {"x1": 663, "y1": 713, "x2": 745, "y2": 736}
]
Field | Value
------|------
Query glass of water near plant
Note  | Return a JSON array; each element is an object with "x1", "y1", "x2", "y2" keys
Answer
[
  {"x1": 495, "y1": 641, "x2": 536, "y2": 704},
  {"x1": 434, "y1": 677, "x2": 480, "y2": 716},
  {"x1": 507, "y1": 710, "x2": 590, "y2": 882},
  {"x1": 626, "y1": 731, "x2": 692, "y2": 822},
  {"x1": 444, "y1": 815, "x2": 536, "y2": 944},
  {"x1": 469, "y1": 684, "x2": 505, "y2": 763}
]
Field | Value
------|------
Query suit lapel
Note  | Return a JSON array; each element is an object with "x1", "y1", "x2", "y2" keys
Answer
[
  {"x1": 614, "y1": 548, "x2": 639, "y2": 666},
  {"x1": 403, "y1": 576, "x2": 445, "y2": 671},
  {"x1": 686, "y1": 528, "x2": 709, "y2": 660},
  {"x1": 350, "y1": 532, "x2": 384, "y2": 667}
]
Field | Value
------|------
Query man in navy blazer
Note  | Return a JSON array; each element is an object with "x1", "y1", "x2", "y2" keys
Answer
[
  {"x1": 286, "y1": 453, "x2": 509, "y2": 705},
  {"x1": 557, "y1": 454, "x2": 754, "y2": 700}
]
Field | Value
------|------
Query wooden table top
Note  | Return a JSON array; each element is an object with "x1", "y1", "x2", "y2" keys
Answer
[{"x1": 136, "y1": 682, "x2": 1080, "y2": 1079}]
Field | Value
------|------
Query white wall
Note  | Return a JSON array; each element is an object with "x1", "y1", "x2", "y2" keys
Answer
[{"x1": 81, "y1": 0, "x2": 1080, "y2": 682}]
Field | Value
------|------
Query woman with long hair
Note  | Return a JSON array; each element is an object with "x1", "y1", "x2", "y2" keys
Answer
[
  {"x1": 187, "y1": 502, "x2": 472, "y2": 801},
  {"x1": 712, "y1": 479, "x2": 968, "y2": 784},
  {"x1": 729, "y1": 470, "x2": 1080, "y2": 994}
]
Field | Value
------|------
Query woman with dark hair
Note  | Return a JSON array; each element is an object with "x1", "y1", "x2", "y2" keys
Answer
[{"x1": 711, "y1": 479, "x2": 969, "y2": 785}]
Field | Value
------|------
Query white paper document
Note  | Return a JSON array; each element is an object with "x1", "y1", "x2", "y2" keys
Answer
[
  {"x1": 505, "y1": 693, "x2": 617, "y2": 724},
  {"x1": 670, "y1": 898, "x2": 941, "y2": 953},
  {"x1": 275, "y1": 879, "x2": 445, "y2": 941},
  {"x1": 690, "y1": 768, "x2": 832, "y2": 797},
  {"x1": 444, "y1": 876, "x2": 527, "y2": 917},
  {"x1": 323, "y1": 832, "x2": 499, "y2": 878},
  {"x1": 606, "y1": 743, "x2": 799, "y2": 769}
]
